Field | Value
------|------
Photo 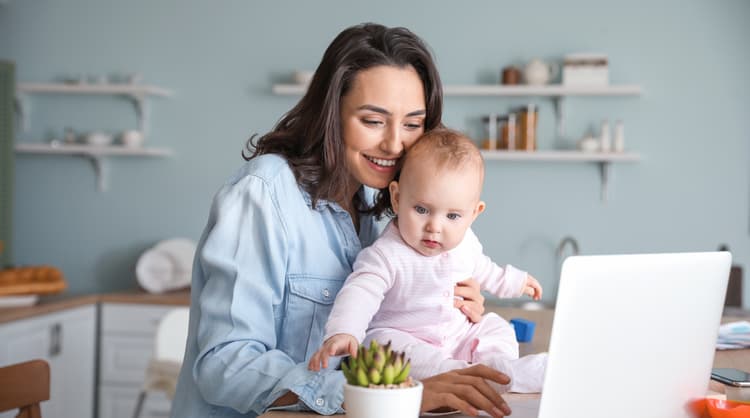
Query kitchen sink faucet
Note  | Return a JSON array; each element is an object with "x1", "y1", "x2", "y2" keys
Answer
[{"x1": 552, "y1": 236, "x2": 580, "y2": 304}]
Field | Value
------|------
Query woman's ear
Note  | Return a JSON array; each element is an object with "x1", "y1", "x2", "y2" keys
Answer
[{"x1": 389, "y1": 181, "x2": 400, "y2": 213}]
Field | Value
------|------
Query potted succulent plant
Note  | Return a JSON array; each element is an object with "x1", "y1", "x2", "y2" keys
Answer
[{"x1": 341, "y1": 340, "x2": 422, "y2": 418}]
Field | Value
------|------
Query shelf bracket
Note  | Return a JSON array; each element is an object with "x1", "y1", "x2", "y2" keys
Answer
[
  {"x1": 85, "y1": 154, "x2": 108, "y2": 192},
  {"x1": 14, "y1": 93, "x2": 30, "y2": 132},
  {"x1": 128, "y1": 93, "x2": 149, "y2": 137},
  {"x1": 553, "y1": 96, "x2": 565, "y2": 138},
  {"x1": 598, "y1": 161, "x2": 610, "y2": 203}
]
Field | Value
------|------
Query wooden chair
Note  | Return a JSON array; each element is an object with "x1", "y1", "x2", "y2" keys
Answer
[{"x1": 0, "y1": 359, "x2": 50, "y2": 418}]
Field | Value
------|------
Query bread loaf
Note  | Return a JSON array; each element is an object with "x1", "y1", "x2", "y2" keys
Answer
[{"x1": 0, "y1": 265, "x2": 67, "y2": 296}]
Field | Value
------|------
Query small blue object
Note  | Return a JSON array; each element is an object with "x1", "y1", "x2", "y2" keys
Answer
[{"x1": 510, "y1": 318, "x2": 536, "y2": 343}]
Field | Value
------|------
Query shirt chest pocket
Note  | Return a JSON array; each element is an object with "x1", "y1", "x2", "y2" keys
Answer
[{"x1": 283, "y1": 275, "x2": 343, "y2": 362}]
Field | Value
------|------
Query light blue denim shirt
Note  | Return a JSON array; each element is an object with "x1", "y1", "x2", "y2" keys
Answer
[{"x1": 170, "y1": 154, "x2": 382, "y2": 418}]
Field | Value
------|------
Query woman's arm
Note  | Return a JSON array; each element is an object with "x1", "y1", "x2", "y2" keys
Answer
[{"x1": 191, "y1": 174, "x2": 344, "y2": 416}]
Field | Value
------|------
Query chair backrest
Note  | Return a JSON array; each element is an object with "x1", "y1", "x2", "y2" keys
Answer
[
  {"x1": 154, "y1": 307, "x2": 190, "y2": 363},
  {"x1": 0, "y1": 359, "x2": 50, "y2": 418}
]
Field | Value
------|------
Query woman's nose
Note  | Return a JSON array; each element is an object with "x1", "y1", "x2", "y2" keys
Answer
[{"x1": 380, "y1": 126, "x2": 404, "y2": 155}]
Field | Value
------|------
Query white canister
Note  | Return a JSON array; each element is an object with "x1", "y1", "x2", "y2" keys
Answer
[
  {"x1": 613, "y1": 120, "x2": 625, "y2": 152},
  {"x1": 120, "y1": 130, "x2": 145, "y2": 148},
  {"x1": 599, "y1": 119, "x2": 611, "y2": 152}
]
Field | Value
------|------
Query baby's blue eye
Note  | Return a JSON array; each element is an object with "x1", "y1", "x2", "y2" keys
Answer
[
  {"x1": 414, "y1": 206, "x2": 427, "y2": 215},
  {"x1": 447, "y1": 213, "x2": 461, "y2": 220}
]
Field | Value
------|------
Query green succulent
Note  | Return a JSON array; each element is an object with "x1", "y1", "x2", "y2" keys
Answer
[{"x1": 341, "y1": 340, "x2": 412, "y2": 387}]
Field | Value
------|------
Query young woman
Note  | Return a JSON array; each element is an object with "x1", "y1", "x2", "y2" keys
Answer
[{"x1": 170, "y1": 23, "x2": 513, "y2": 418}]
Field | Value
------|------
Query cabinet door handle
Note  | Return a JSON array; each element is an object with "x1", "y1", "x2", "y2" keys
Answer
[{"x1": 49, "y1": 322, "x2": 62, "y2": 357}]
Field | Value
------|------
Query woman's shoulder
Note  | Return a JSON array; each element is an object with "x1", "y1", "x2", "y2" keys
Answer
[{"x1": 228, "y1": 153, "x2": 295, "y2": 187}]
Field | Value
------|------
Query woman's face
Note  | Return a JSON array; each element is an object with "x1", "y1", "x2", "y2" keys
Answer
[{"x1": 340, "y1": 65, "x2": 426, "y2": 191}]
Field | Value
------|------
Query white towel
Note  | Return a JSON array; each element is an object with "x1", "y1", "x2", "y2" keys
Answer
[{"x1": 136, "y1": 238, "x2": 196, "y2": 294}]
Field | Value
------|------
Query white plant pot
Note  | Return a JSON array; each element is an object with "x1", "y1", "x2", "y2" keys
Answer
[{"x1": 344, "y1": 381, "x2": 423, "y2": 418}]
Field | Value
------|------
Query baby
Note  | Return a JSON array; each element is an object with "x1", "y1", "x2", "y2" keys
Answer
[{"x1": 309, "y1": 128, "x2": 547, "y2": 393}]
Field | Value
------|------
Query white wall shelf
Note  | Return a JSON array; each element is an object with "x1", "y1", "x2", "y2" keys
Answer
[
  {"x1": 272, "y1": 81, "x2": 642, "y2": 203},
  {"x1": 15, "y1": 82, "x2": 174, "y2": 134},
  {"x1": 15, "y1": 143, "x2": 173, "y2": 192},
  {"x1": 272, "y1": 83, "x2": 642, "y2": 138},
  {"x1": 443, "y1": 84, "x2": 642, "y2": 97},
  {"x1": 272, "y1": 83, "x2": 642, "y2": 97},
  {"x1": 481, "y1": 150, "x2": 641, "y2": 202},
  {"x1": 14, "y1": 81, "x2": 174, "y2": 192},
  {"x1": 480, "y1": 150, "x2": 640, "y2": 162}
]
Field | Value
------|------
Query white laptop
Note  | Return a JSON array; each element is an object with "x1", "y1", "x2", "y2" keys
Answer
[{"x1": 497, "y1": 252, "x2": 731, "y2": 418}]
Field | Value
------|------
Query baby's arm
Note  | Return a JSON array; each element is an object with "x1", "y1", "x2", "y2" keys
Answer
[
  {"x1": 467, "y1": 229, "x2": 538, "y2": 298},
  {"x1": 308, "y1": 333, "x2": 358, "y2": 371},
  {"x1": 310, "y1": 245, "x2": 394, "y2": 370}
]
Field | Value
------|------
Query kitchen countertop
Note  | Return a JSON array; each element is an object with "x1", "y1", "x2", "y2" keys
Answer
[{"x1": 0, "y1": 288, "x2": 190, "y2": 324}]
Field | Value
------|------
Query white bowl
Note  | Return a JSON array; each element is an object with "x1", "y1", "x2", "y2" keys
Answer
[
  {"x1": 85, "y1": 132, "x2": 113, "y2": 146},
  {"x1": 120, "y1": 130, "x2": 144, "y2": 148}
]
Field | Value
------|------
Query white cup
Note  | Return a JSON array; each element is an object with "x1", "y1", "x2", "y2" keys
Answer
[
  {"x1": 85, "y1": 131, "x2": 113, "y2": 146},
  {"x1": 120, "y1": 130, "x2": 144, "y2": 148}
]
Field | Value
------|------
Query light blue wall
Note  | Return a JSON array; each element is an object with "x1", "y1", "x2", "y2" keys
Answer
[{"x1": 2, "y1": 1, "x2": 749, "y2": 306}]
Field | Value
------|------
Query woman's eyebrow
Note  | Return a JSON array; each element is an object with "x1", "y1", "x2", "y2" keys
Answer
[{"x1": 357, "y1": 104, "x2": 425, "y2": 117}]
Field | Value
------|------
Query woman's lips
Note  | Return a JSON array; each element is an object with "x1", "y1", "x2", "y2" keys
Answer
[{"x1": 364, "y1": 155, "x2": 398, "y2": 172}]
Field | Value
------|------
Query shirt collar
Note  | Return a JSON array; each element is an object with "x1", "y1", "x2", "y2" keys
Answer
[{"x1": 300, "y1": 185, "x2": 377, "y2": 213}]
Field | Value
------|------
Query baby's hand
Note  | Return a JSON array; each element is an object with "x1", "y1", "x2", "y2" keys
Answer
[
  {"x1": 523, "y1": 274, "x2": 543, "y2": 300},
  {"x1": 308, "y1": 333, "x2": 359, "y2": 371}
]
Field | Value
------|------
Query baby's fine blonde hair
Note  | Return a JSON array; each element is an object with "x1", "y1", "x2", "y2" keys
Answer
[{"x1": 402, "y1": 127, "x2": 485, "y2": 184}]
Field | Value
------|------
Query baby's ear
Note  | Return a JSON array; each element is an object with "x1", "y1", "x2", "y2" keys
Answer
[
  {"x1": 473, "y1": 201, "x2": 486, "y2": 219},
  {"x1": 389, "y1": 181, "x2": 400, "y2": 212}
]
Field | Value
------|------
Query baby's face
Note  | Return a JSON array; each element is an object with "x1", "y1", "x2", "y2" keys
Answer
[{"x1": 389, "y1": 159, "x2": 485, "y2": 257}]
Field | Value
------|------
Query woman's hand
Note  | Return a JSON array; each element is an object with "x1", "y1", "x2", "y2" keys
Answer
[
  {"x1": 454, "y1": 278, "x2": 485, "y2": 323},
  {"x1": 420, "y1": 364, "x2": 512, "y2": 418}
]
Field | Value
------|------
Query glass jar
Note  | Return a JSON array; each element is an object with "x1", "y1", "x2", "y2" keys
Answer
[
  {"x1": 481, "y1": 113, "x2": 500, "y2": 150},
  {"x1": 499, "y1": 113, "x2": 517, "y2": 150},
  {"x1": 514, "y1": 104, "x2": 538, "y2": 151}
]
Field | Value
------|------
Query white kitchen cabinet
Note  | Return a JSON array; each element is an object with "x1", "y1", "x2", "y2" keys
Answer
[
  {"x1": 0, "y1": 304, "x2": 96, "y2": 418},
  {"x1": 98, "y1": 303, "x2": 174, "y2": 418}
]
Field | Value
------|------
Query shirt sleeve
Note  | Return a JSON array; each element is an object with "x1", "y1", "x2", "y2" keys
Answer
[
  {"x1": 190, "y1": 174, "x2": 344, "y2": 416},
  {"x1": 467, "y1": 229, "x2": 528, "y2": 298},
  {"x1": 324, "y1": 244, "x2": 394, "y2": 342}
]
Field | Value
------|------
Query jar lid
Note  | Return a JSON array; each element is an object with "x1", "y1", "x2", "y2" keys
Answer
[
  {"x1": 482, "y1": 114, "x2": 511, "y2": 122},
  {"x1": 511, "y1": 104, "x2": 538, "y2": 113}
]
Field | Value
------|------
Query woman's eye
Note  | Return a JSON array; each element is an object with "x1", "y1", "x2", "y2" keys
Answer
[
  {"x1": 363, "y1": 119, "x2": 383, "y2": 126},
  {"x1": 447, "y1": 213, "x2": 461, "y2": 220},
  {"x1": 404, "y1": 122, "x2": 423, "y2": 130},
  {"x1": 414, "y1": 206, "x2": 427, "y2": 215}
]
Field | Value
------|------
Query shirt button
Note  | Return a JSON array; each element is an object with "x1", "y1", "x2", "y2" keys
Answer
[
  {"x1": 315, "y1": 398, "x2": 325, "y2": 406},
  {"x1": 443, "y1": 291, "x2": 450, "y2": 297},
  {"x1": 322, "y1": 289, "x2": 330, "y2": 298}
]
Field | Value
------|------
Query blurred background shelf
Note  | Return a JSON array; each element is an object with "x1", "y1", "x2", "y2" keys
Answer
[
  {"x1": 480, "y1": 150, "x2": 640, "y2": 162},
  {"x1": 17, "y1": 82, "x2": 173, "y2": 97},
  {"x1": 272, "y1": 83, "x2": 642, "y2": 97},
  {"x1": 15, "y1": 143, "x2": 173, "y2": 192},
  {"x1": 15, "y1": 143, "x2": 172, "y2": 157}
]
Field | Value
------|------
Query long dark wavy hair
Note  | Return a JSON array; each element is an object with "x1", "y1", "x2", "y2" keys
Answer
[{"x1": 243, "y1": 23, "x2": 443, "y2": 216}]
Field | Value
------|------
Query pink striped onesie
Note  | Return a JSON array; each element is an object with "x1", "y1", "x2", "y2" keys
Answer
[{"x1": 324, "y1": 221, "x2": 546, "y2": 392}]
